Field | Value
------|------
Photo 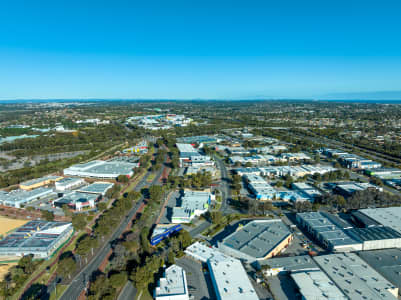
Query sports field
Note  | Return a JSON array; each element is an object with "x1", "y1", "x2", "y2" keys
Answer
[{"x1": 0, "y1": 215, "x2": 28, "y2": 236}]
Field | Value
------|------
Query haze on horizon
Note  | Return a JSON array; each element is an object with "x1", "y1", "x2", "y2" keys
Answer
[{"x1": 1, "y1": 0, "x2": 401, "y2": 100}]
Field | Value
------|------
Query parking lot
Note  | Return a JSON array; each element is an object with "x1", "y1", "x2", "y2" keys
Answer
[
  {"x1": 158, "y1": 190, "x2": 180, "y2": 224},
  {"x1": 176, "y1": 257, "x2": 215, "y2": 300}
]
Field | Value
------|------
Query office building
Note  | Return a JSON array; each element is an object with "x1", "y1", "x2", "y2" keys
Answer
[
  {"x1": 154, "y1": 264, "x2": 189, "y2": 300},
  {"x1": 171, "y1": 190, "x2": 212, "y2": 223},
  {"x1": 53, "y1": 191, "x2": 98, "y2": 211},
  {"x1": 55, "y1": 177, "x2": 86, "y2": 191}
]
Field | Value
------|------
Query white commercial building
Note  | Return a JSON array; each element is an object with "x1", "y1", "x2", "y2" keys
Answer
[
  {"x1": 0, "y1": 187, "x2": 56, "y2": 208},
  {"x1": 64, "y1": 160, "x2": 137, "y2": 179},
  {"x1": 55, "y1": 177, "x2": 86, "y2": 191},
  {"x1": 154, "y1": 264, "x2": 189, "y2": 300},
  {"x1": 208, "y1": 255, "x2": 259, "y2": 300},
  {"x1": 171, "y1": 190, "x2": 213, "y2": 223}
]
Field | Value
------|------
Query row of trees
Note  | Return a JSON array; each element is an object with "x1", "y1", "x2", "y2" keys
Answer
[
  {"x1": 0, "y1": 255, "x2": 43, "y2": 298},
  {"x1": 166, "y1": 172, "x2": 212, "y2": 190}
]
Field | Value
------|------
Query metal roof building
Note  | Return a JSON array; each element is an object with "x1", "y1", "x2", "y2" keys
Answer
[
  {"x1": 77, "y1": 182, "x2": 114, "y2": 196},
  {"x1": 296, "y1": 212, "x2": 362, "y2": 252},
  {"x1": 154, "y1": 264, "x2": 189, "y2": 300},
  {"x1": 218, "y1": 219, "x2": 292, "y2": 263},
  {"x1": 0, "y1": 221, "x2": 73, "y2": 259},
  {"x1": 291, "y1": 269, "x2": 348, "y2": 300},
  {"x1": 55, "y1": 177, "x2": 86, "y2": 191},
  {"x1": 19, "y1": 175, "x2": 63, "y2": 190},
  {"x1": 0, "y1": 187, "x2": 56, "y2": 208},
  {"x1": 171, "y1": 190, "x2": 212, "y2": 223},
  {"x1": 356, "y1": 207, "x2": 401, "y2": 235},
  {"x1": 64, "y1": 160, "x2": 137, "y2": 179},
  {"x1": 358, "y1": 249, "x2": 401, "y2": 296},
  {"x1": 185, "y1": 242, "x2": 229, "y2": 263},
  {"x1": 184, "y1": 242, "x2": 259, "y2": 300},
  {"x1": 314, "y1": 253, "x2": 398, "y2": 299},
  {"x1": 257, "y1": 255, "x2": 319, "y2": 276},
  {"x1": 347, "y1": 227, "x2": 401, "y2": 250},
  {"x1": 208, "y1": 255, "x2": 259, "y2": 300},
  {"x1": 53, "y1": 191, "x2": 98, "y2": 211}
]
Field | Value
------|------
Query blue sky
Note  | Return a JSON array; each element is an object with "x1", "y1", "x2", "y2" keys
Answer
[{"x1": 1, "y1": 0, "x2": 401, "y2": 99}]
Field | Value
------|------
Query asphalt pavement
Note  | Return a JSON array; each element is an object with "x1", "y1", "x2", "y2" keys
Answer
[
  {"x1": 117, "y1": 280, "x2": 137, "y2": 300},
  {"x1": 212, "y1": 154, "x2": 235, "y2": 215}
]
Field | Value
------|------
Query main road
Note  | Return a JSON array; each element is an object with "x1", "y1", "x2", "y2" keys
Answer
[
  {"x1": 212, "y1": 154, "x2": 234, "y2": 215},
  {"x1": 60, "y1": 160, "x2": 166, "y2": 300}
]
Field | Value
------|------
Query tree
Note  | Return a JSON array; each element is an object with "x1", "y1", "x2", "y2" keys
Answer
[
  {"x1": 167, "y1": 251, "x2": 175, "y2": 265},
  {"x1": 149, "y1": 185, "x2": 163, "y2": 203},
  {"x1": 41, "y1": 210, "x2": 54, "y2": 221},
  {"x1": 62, "y1": 204, "x2": 72, "y2": 217},
  {"x1": 109, "y1": 272, "x2": 127, "y2": 289},
  {"x1": 72, "y1": 214, "x2": 87, "y2": 231},
  {"x1": 117, "y1": 175, "x2": 129, "y2": 183},
  {"x1": 57, "y1": 254, "x2": 77, "y2": 279},
  {"x1": 97, "y1": 202, "x2": 107, "y2": 211},
  {"x1": 18, "y1": 254, "x2": 35, "y2": 275},
  {"x1": 140, "y1": 227, "x2": 150, "y2": 254},
  {"x1": 75, "y1": 234, "x2": 97, "y2": 256}
]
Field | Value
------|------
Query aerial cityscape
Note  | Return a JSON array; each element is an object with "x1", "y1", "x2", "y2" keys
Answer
[{"x1": 1, "y1": 1, "x2": 401, "y2": 300}]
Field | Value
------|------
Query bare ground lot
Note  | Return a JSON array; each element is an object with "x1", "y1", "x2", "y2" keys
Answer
[{"x1": 0, "y1": 215, "x2": 28, "y2": 236}]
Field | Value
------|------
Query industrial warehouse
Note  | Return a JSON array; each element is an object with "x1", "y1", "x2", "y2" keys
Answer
[
  {"x1": 0, "y1": 221, "x2": 73, "y2": 259},
  {"x1": 0, "y1": 187, "x2": 56, "y2": 208},
  {"x1": 296, "y1": 211, "x2": 401, "y2": 252},
  {"x1": 19, "y1": 175, "x2": 63, "y2": 190},
  {"x1": 218, "y1": 220, "x2": 292, "y2": 263},
  {"x1": 64, "y1": 160, "x2": 138, "y2": 179},
  {"x1": 314, "y1": 253, "x2": 398, "y2": 299}
]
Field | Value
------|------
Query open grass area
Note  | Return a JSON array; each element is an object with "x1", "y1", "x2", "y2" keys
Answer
[{"x1": 0, "y1": 215, "x2": 28, "y2": 236}]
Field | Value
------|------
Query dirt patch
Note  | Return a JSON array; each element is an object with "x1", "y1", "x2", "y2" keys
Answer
[
  {"x1": 0, "y1": 215, "x2": 28, "y2": 236},
  {"x1": 0, "y1": 263, "x2": 16, "y2": 280}
]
